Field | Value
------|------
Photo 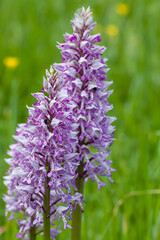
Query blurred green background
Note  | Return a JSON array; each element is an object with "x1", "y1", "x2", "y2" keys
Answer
[{"x1": 0, "y1": 0, "x2": 160, "y2": 239}]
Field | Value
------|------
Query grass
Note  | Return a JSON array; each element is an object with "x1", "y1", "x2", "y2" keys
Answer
[{"x1": 0, "y1": 0, "x2": 160, "y2": 239}]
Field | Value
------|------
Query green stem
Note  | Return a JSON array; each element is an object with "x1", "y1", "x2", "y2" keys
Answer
[
  {"x1": 71, "y1": 162, "x2": 84, "y2": 240},
  {"x1": 43, "y1": 160, "x2": 50, "y2": 240},
  {"x1": 30, "y1": 215, "x2": 36, "y2": 240}
]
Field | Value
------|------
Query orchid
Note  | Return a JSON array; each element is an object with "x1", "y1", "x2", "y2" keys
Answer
[
  {"x1": 4, "y1": 69, "x2": 83, "y2": 239},
  {"x1": 55, "y1": 6, "x2": 116, "y2": 190},
  {"x1": 4, "y1": 6, "x2": 115, "y2": 240},
  {"x1": 54, "y1": 8, "x2": 116, "y2": 239}
]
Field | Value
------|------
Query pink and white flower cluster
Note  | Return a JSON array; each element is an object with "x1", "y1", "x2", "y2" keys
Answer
[{"x1": 4, "y1": 7, "x2": 115, "y2": 239}]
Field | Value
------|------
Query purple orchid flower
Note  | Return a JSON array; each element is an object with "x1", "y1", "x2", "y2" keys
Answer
[
  {"x1": 54, "y1": 6, "x2": 116, "y2": 190},
  {"x1": 4, "y1": 7, "x2": 115, "y2": 240}
]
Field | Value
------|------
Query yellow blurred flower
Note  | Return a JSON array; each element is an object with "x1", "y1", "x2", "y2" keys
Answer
[
  {"x1": 3, "y1": 57, "x2": 20, "y2": 69},
  {"x1": 116, "y1": 3, "x2": 130, "y2": 15},
  {"x1": 105, "y1": 24, "x2": 119, "y2": 37}
]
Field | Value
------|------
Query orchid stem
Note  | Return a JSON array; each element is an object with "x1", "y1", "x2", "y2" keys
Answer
[
  {"x1": 43, "y1": 159, "x2": 50, "y2": 240},
  {"x1": 71, "y1": 162, "x2": 84, "y2": 240},
  {"x1": 30, "y1": 215, "x2": 36, "y2": 240}
]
